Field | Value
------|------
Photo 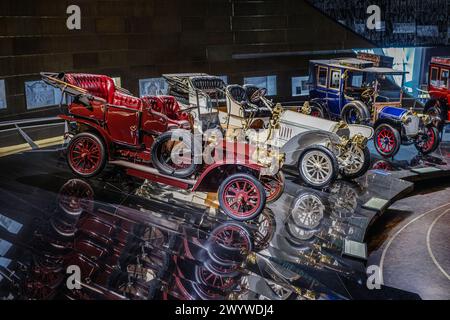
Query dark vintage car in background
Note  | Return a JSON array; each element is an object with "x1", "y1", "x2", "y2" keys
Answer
[{"x1": 306, "y1": 53, "x2": 440, "y2": 158}]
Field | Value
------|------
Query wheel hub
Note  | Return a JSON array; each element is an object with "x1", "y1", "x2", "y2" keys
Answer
[{"x1": 237, "y1": 193, "x2": 248, "y2": 203}]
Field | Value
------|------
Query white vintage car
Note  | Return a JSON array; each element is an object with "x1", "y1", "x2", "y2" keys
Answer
[{"x1": 164, "y1": 74, "x2": 374, "y2": 189}]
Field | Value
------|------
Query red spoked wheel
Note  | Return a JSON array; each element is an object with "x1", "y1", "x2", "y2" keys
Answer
[
  {"x1": 58, "y1": 179, "x2": 94, "y2": 216},
  {"x1": 196, "y1": 266, "x2": 237, "y2": 291},
  {"x1": 261, "y1": 172, "x2": 285, "y2": 203},
  {"x1": 67, "y1": 132, "x2": 106, "y2": 178},
  {"x1": 374, "y1": 124, "x2": 401, "y2": 158},
  {"x1": 415, "y1": 126, "x2": 440, "y2": 155},
  {"x1": 218, "y1": 173, "x2": 266, "y2": 221},
  {"x1": 207, "y1": 222, "x2": 253, "y2": 267},
  {"x1": 424, "y1": 99, "x2": 444, "y2": 129},
  {"x1": 209, "y1": 223, "x2": 253, "y2": 252},
  {"x1": 310, "y1": 106, "x2": 324, "y2": 118},
  {"x1": 372, "y1": 159, "x2": 393, "y2": 171},
  {"x1": 204, "y1": 259, "x2": 240, "y2": 277},
  {"x1": 308, "y1": 102, "x2": 328, "y2": 119}
]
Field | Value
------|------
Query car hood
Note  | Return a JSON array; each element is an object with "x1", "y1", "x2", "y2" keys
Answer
[{"x1": 281, "y1": 110, "x2": 374, "y2": 139}]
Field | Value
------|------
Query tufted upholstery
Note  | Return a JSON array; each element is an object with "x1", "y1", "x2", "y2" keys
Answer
[
  {"x1": 142, "y1": 95, "x2": 189, "y2": 122},
  {"x1": 191, "y1": 77, "x2": 226, "y2": 91},
  {"x1": 191, "y1": 76, "x2": 226, "y2": 101},
  {"x1": 112, "y1": 91, "x2": 143, "y2": 110},
  {"x1": 65, "y1": 73, "x2": 116, "y2": 104},
  {"x1": 243, "y1": 85, "x2": 260, "y2": 102},
  {"x1": 158, "y1": 96, "x2": 189, "y2": 121},
  {"x1": 141, "y1": 95, "x2": 159, "y2": 110},
  {"x1": 227, "y1": 85, "x2": 248, "y2": 104},
  {"x1": 65, "y1": 73, "x2": 145, "y2": 110}
]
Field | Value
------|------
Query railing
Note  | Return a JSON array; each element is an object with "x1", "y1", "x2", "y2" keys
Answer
[{"x1": 0, "y1": 116, "x2": 66, "y2": 150}]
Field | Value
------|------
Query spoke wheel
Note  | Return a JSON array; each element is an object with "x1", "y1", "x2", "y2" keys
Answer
[
  {"x1": 340, "y1": 145, "x2": 371, "y2": 180},
  {"x1": 67, "y1": 133, "x2": 106, "y2": 178},
  {"x1": 310, "y1": 105, "x2": 324, "y2": 118},
  {"x1": 342, "y1": 103, "x2": 366, "y2": 124},
  {"x1": 253, "y1": 211, "x2": 276, "y2": 251},
  {"x1": 299, "y1": 146, "x2": 338, "y2": 188},
  {"x1": 424, "y1": 100, "x2": 444, "y2": 130},
  {"x1": 207, "y1": 222, "x2": 253, "y2": 267},
  {"x1": 261, "y1": 172, "x2": 285, "y2": 203},
  {"x1": 218, "y1": 173, "x2": 266, "y2": 221},
  {"x1": 372, "y1": 159, "x2": 393, "y2": 171},
  {"x1": 196, "y1": 266, "x2": 236, "y2": 291},
  {"x1": 210, "y1": 223, "x2": 252, "y2": 252},
  {"x1": 374, "y1": 124, "x2": 401, "y2": 157},
  {"x1": 151, "y1": 130, "x2": 199, "y2": 179},
  {"x1": 291, "y1": 193, "x2": 324, "y2": 229},
  {"x1": 415, "y1": 126, "x2": 439, "y2": 155},
  {"x1": 58, "y1": 179, "x2": 94, "y2": 216}
]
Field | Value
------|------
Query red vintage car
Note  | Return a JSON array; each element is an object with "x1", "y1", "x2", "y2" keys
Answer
[
  {"x1": 425, "y1": 57, "x2": 450, "y2": 126},
  {"x1": 41, "y1": 72, "x2": 284, "y2": 221}
]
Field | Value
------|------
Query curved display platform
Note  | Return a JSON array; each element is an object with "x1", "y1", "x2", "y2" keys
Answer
[
  {"x1": 4, "y1": 131, "x2": 450, "y2": 299},
  {"x1": 369, "y1": 137, "x2": 450, "y2": 182},
  {"x1": 3, "y1": 138, "x2": 450, "y2": 300}
]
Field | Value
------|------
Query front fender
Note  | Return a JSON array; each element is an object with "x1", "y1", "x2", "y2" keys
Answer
[
  {"x1": 60, "y1": 114, "x2": 112, "y2": 149},
  {"x1": 347, "y1": 124, "x2": 374, "y2": 139},
  {"x1": 192, "y1": 162, "x2": 262, "y2": 192},
  {"x1": 281, "y1": 130, "x2": 340, "y2": 167},
  {"x1": 374, "y1": 118, "x2": 401, "y2": 131}
]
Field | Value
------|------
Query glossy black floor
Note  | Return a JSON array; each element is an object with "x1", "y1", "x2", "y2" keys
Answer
[{"x1": 0, "y1": 128, "x2": 449, "y2": 300}]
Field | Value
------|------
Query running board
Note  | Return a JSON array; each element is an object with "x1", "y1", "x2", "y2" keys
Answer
[{"x1": 109, "y1": 160, "x2": 197, "y2": 188}]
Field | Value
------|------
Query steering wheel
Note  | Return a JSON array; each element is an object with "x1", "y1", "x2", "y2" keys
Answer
[
  {"x1": 361, "y1": 87, "x2": 375, "y2": 100},
  {"x1": 250, "y1": 88, "x2": 267, "y2": 103}
]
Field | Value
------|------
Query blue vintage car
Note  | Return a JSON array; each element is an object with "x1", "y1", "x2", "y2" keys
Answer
[{"x1": 307, "y1": 53, "x2": 440, "y2": 157}]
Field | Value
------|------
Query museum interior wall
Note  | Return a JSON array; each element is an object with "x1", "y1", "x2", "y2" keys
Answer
[{"x1": 0, "y1": 0, "x2": 372, "y2": 121}]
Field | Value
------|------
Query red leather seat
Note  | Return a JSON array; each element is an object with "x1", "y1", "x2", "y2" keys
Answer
[
  {"x1": 157, "y1": 96, "x2": 189, "y2": 121},
  {"x1": 112, "y1": 91, "x2": 143, "y2": 110},
  {"x1": 142, "y1": 95, "x2": 190, "y2": 129},
  {"x1": 65, "y1": 73, "x2": 143, "y2": 111},
  {"x1": 141, "y1": 96, "x2": 162, "y2": 113},
  {"x1": 142, "y1": 95, "x2": 188, "y2": 122},
  {"x1": 65, "y1": 74, "x2": 116, "y2": 104}
]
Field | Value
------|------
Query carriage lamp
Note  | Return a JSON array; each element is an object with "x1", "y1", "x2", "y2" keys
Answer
[
  {"x1": 304, "y1": 290, "x2": 319, "y2": 300},
  {"x1": 251, "y1": 147, "x2": 285, "y2": 168},
  {"x1": 245, "y1": 252, "x2": 257, "y2": 265},
  {"x1": 336, "y1": 121, "x2": 349, "y2": 130},
  {"x1": 337, "y1": 133, "x2": 367, "y2": 152},
  {"x1": 206, "y1": 132, "x2": 221, "y2": 146},
  {"x1": 401, "y1": 113, "x2": 413, "y2": 124},
  {"x1": 351, "y1": 134, "x2": 368, "y2": 148},
  {"x1": 300, "y1": 101, "x2": 311, "y2": 115},
  {"x1": 418, "y1": 113, "x2": 432, "y2": 126}
]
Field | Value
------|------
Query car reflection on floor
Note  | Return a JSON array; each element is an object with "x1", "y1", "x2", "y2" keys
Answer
[{"x1": 0, "y1": 149, "x2": 423, "y2": 300}]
